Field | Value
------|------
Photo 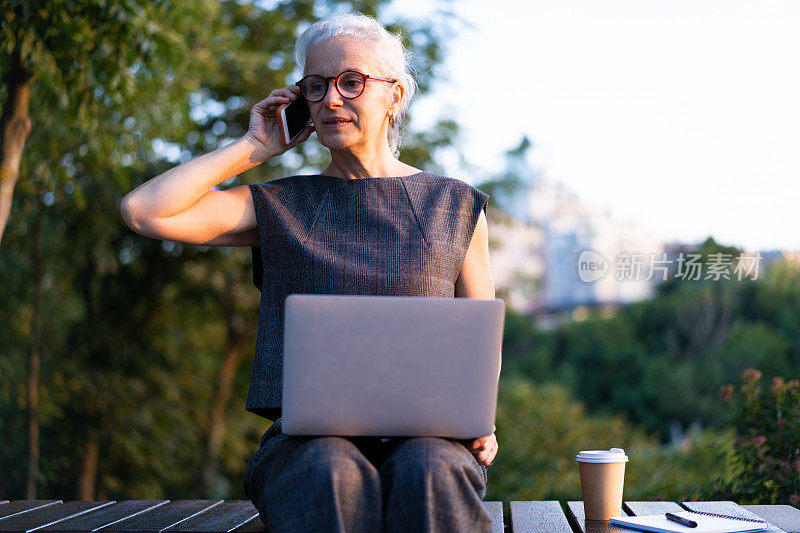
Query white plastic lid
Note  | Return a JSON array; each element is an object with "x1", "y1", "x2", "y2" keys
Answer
[{"x1": 576, "y1": 448, "x2": 629, "y2": 463}]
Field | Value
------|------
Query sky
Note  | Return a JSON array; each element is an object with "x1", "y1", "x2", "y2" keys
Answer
[{"x1": 389, "y1": 0, "x2": 800, "y2": 252}]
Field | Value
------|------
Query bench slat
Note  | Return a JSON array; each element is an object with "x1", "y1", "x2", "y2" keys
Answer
[
  {"x1": 742, "y1": 505, "x2": 800, "y2": 533},
  {"x1": 164, "y1": 501, "x2": 259, "y2": 532},
  {"x1": 681, "y1": 501, "x2": 786, "y2": 533},
  {"x1": 483, "y1": 501, "x2": 505, "y2": 533},
  {"x1": 230, "y1": 518, "x2": 265, "y2": 532},
  {"x1": 0, "y1": 502, "x2": 62, "y2": 522},
  {"x1": 229, "y1": 501, "x2": 503, "y2": 532},
  {"x1": 566, "y1": 501, "x2": 630, "y2": 533},
  {"x1": 4, "y1": 500, "x2": 791, "y2": 532},
  {"x1": 510, "y1": 500, "x2": 573, "y2": 532},
  {"x1": 97, "y1": 500, "x2": 223, "y2": 532},
  {"x1": 38, "y1": 500, "x2": 169, "y2": 532},
  {"x1": 0, "y1": 501, "x2": 113, "y2": 533}
]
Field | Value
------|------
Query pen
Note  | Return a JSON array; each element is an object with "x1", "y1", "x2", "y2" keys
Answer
[{"x1": 665, "y1": 512, "x2": 698, "y2": 528}]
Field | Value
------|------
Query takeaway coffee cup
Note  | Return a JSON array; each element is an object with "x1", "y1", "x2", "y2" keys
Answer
[{"x1": 575, "y1": 448, "x2": 628, "y2": 521}]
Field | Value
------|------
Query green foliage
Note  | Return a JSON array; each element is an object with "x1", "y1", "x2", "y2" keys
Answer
[
  {"x1": 500, "y1": 256, "x2": 800, "y2": 442},
  {"x1": 487, "y1": 375, "x2": 736, "y2": 518},
  {"x1": 701, "y1": 369, "x2": 800, "y2": 505},
  {"x1": 2, "y1": 0, "x2": 225, "y2": 131},
  {"x1": 489, "y1": 375, "x2": 652, "y2": 502},
  {"x1": 2, "y1": 0, "x2": 463, "y2": 500},
  {"x1": 655, "y1": 237, "x2": 747, "y2": 296},
  {"x1": 493, "y1": 250, "x2": 799, "y2": 503}
]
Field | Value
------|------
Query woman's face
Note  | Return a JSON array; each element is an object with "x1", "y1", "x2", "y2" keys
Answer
[{"x1": 303, "y1": 37, "x2": 401, "y2": 153}]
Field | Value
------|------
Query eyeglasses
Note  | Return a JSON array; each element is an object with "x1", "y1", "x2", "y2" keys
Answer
[{"x1": 296, "y1": 70, "x2": 397, "y2": 102}]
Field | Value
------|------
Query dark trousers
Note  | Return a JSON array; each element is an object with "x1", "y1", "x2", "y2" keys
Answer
[{"x1": 244, "y1": 418, "x2": 491, "y2": 532}]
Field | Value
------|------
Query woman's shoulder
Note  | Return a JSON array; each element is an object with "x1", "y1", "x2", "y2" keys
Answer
[
  {"x1": 400, "y1": 173, "x2": 490, "y2": 230},
  {"x1": 400, "y1": 171, "x2": 484, "y2": 189},
  {"x1": 248, "y1": 172, "x2": 488, "y2": 202},
  {"x1": 246, "y1": 175, "x2": 331, "y2": 203},
  {"x1": 250, "y1": 174, "x2": 331, "y2": 190},
  {"x1": 397, "y1": 170, "x2": 461, "y2": 182},
  {"x1": 402, "y1": 172, "x2": 490, "y2": 200},
  {"x1": 246, "y1": 176, "x2": 332, "y2": 219}
]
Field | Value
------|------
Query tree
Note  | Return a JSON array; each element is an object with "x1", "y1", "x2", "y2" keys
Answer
[
  {"x1": 1, "y1": 0, "x2": 465, "y2": 500},
  {"x1": 1, "y1": 0, "x2": 225, "y2": 242},
  {"x1": 1, "y1": 0, "x2": 232, "y2": 498}
]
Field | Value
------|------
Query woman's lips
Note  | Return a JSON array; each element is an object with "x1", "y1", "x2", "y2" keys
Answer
[{"x1": 323, "y1": 120, "x2": 350, "y2": 128}]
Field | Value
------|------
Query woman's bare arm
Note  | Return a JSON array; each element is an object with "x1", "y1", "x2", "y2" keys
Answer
[
  {"x1": 455, "y1": 210, "x2": 494, "y2": 299},
  {"x1": 120, "y1": 138, "x2": 263, "y2": 246},
  {"x1": 455, "y1": 209, "x2": 499, "y2": 467},
  {"x1": 120, "y1": 85, "x2": 315, "y2": 247},
  {"x1": 122, "y1": 137, "x2": 262, "y2": 221}
]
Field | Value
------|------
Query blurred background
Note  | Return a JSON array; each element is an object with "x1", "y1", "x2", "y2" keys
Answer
[{"x1": 1, "y1": 0, "x2": 798, "y2": 513}]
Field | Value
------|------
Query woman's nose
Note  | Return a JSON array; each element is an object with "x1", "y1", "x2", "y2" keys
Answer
[{"x1": 322, "y1": 79, "x2": 344, "y2": 107}]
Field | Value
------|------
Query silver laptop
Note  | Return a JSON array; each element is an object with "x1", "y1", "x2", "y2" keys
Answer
[{"x1": 281, "y1": 293, "x2": 505, "y2": 439}]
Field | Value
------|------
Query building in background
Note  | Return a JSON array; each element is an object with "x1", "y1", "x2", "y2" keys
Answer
[{"x1": 486, "y1": 137, "x2": 664, "y2": 321}]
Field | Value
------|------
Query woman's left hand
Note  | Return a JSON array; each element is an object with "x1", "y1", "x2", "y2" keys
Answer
[{"x1": 460, "y1": 424, "x2": 498, "y2": 467}]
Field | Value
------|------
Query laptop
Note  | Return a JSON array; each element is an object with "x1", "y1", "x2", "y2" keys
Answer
[{"x1": 281, "y1": 293, "x2": 505, "y2": 439}]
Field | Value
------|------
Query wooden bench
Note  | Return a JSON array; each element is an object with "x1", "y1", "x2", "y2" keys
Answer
[{"x1": 0, "y1": 499, "x2": 797, "y2": 532}]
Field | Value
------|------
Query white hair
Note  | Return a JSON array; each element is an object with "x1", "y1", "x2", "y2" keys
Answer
[{"x1": 292, "y1": 12, "x2": 418, "y2": 157}]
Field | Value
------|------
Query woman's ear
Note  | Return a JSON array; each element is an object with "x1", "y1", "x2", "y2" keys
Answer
[{"x1": 390, "y1": 83, "x2": 404, "y2": 116}]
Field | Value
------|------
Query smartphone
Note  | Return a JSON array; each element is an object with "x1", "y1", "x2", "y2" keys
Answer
[{"x1": 277, "y1": 93, "x2": 312, "y2": 145}]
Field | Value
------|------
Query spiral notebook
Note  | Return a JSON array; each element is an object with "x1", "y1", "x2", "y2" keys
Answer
[{"x1": 608, "y1": 510, "x2": 769, "y2": 533}]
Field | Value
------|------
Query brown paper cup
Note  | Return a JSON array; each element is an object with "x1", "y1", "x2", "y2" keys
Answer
[{"x1": 578, "y1": 460, "x2": 626, "y2": 520}]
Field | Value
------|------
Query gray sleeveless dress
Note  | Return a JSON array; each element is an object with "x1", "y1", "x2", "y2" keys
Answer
[
  {"x1": 246, "y1": 171, "x2": 490, "y2": 422},
  {"x1": 243, "y1": 171, "x2": 493, "y2": 532}
]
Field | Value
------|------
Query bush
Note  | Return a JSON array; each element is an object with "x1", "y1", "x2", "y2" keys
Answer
[
  {"x1": 488, "y1": 376, "x2": 734, "y2": 504},
  {"x1": 703, "y1": 369, "x2": 800, "y2": 504}
]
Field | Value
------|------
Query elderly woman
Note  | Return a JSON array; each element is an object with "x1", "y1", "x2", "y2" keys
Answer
[{"x1": 121, "y1": 12, "x2": 498, "y2": 532}]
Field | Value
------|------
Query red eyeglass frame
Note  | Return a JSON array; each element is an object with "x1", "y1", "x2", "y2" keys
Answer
[{"x1": 296, "y1": 70, "x2": 397, "y2": 102}]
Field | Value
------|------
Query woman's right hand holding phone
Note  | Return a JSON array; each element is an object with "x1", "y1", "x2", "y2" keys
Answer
[{"x1": 242, "y1": 85, "x2": 315, "y2": 163}]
